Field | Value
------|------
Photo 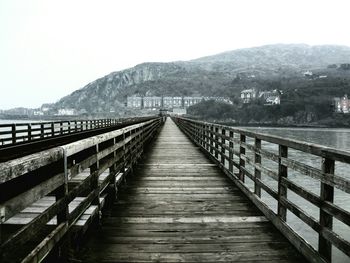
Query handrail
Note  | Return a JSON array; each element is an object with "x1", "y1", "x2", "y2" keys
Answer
[
  {"x1": 0, "y1": 116, "x2": 156, "y2": 147},
  {"x1": 174, "y1": 116, "x2": 350, "y2": 263},
  {"x1": 0, "y1": 116, "x2": 164, "y2": 262}
]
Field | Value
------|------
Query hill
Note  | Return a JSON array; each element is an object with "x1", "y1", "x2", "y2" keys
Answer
[{"x1": 48, "y1": 44, "x2": 350, "y2": 116}]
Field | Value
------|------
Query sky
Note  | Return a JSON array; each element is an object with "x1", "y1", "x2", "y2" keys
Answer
[{"x1": 1, "y1": 0, "x2": 350, "y2": 110}]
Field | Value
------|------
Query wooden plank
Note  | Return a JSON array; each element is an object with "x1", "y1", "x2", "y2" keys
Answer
[
  {"x1": 281, "y1": 157, "x2": 350, "y2": 193},
  {"x1": 75, "y1": 118, "x2": 306, "y2": 263},
  {"x1": 62, "y1": 119, "x2": 157, "y2": 156},
  {"x1": 98, "y1": 225, "x2": 278, "y2": 236},
  {"x1": 282, "y1": 177, "x2": 350, "y2": 227},
  {"x1": 105, "y1": 216, "x2": 267, "y2": 224},
  {"x1": 1, "y1": 173, "x2": 64, "y2": 221},
  {"x1": 89, "y1": 242, "x2": 296, "y2": 254},
  {"x1": 21, "y1": 223, "x2": 68, "y2": 263},
  {"x1": 0, "y1": 148, "x2": 63, "y2": 183},
  {"x1": 242, "y1": 154, "x2": 279, "y2": 181},
  {"x1": 176, "y1": 118, "x2": 325, "y2": 263},
  {"x1": 79, "y1": 251, "x2": 303, "y2": 262}
]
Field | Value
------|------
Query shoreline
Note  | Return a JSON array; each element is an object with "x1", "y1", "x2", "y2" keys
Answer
[{"x1": 194, "y1": 120, "x2": 350, "y2": 129}]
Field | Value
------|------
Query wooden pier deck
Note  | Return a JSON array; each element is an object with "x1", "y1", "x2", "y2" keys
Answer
[{"x1": 76, "y1": 119, "x2": 306, "y2": 262}]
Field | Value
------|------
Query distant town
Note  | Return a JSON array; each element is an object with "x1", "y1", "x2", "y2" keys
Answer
[
  {"x1": 126, "y1": 96, "x2": 232, "y2": 115},
  {"x1": 0, "y1": 89, "x2": 349, "y2": 118}
]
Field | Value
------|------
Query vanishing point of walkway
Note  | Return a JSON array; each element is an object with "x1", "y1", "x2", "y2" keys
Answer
[{"x1": 76, "y1": 118, "x2": 306, "y2": 262}]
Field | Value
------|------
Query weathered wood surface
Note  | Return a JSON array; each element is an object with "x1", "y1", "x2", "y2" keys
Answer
[
  {"x1": 75, "y1": 118, "x2": 306, "y2": 262},
  {"x1": 175, "y1": 117, "x2": 350, "y2": 262}
]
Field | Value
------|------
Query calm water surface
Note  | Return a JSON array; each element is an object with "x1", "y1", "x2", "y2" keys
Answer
[
  {"x1": 0, "y1": 119, "x2": 50, "y2": 124},
  {"x1": 245, "y1": 127, "x2": 350, "y2": 151},
  {"x1": 0, "y1": 119, "x2": 53, "y2": 143}
]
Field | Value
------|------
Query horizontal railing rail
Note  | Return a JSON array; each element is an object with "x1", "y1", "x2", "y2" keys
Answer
[
  {"x1": 0, "y1": 116, "x2": 156, "y2": 147},
  {"x1": 0, "y1": 116, "x2": 163, "y2": 262},
  {"x1": 174, "y1": 116, "x2": 350, "y2": 263}
]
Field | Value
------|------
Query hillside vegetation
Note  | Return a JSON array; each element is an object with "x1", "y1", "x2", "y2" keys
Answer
[{"x1": 46, "y1": 44, "x2": 350, "y2": 124}]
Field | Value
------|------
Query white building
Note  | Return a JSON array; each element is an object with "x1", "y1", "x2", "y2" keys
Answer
[
  {"x1": 172, "y1": 97, "x2": 183, "y2": 108},
  {"x1": 334, "y1": 95, "x2": 350, "y2": 113},
  {"x1": 33, "y1": 110, "x2": 44, "y2": 116},
  {"x1": 163, "y1": 97, "x2": 173, "y2": 108},
  {"x1": 58, "y1": 108, "x2": 75, "y2": 115},
  {"x1": 143, "y1": 97, "x2": 162, "y2": 109},
  {"x1": 241, "y1": 89, "x2": 257, "y2": 103},
  {"x1": 258, "y1": 90, "x2": 281, "y2": 105},
  {"x1": 172, "y1": 108, "x2": 187, "y2": 115},
  {"x1": 127, "y1": 96, "x2": 142, "y2": 109},
  {"x1": 303, "y1": 71, "x2": 313, "y2": 77},
  {"x1": 183, "y1": 97, "x2": 202, "y2": 108}
]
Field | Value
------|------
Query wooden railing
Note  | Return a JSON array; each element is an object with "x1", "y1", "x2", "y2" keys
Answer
[
  {"x1": 174, "y1": 117, "x2": 350, "y2": 263},
  {"x1": 0, "y1": 116, "x2": 155, "y2": 147},
  {"x1": 0, "y1": 117, "x2": 163, "y2": 262}
]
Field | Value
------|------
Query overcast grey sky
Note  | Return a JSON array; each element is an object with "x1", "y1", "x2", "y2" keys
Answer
[{"x1": 1, "y1": 0, "x2": 350, "y2": 109}]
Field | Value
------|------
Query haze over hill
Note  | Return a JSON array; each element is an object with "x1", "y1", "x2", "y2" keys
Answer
[{"x1": 40, "y1": 44, "x2": 350, "y2": 115}]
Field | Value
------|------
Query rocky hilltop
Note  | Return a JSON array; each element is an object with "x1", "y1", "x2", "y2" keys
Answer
[
  {"x1": 51, "y1": 44, "x2": 350, "y2": 114},
  {"x1": 194, "y1": 44, "x2": 350, "y2": 67}
]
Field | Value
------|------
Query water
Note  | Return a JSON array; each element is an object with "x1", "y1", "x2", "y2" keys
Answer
[
  {"x1": 243, "y1": 127, "x2": 350, "y2": 262},
  {"x1": 0, "y1": 119, "x2": 51, "y2": 145},
  {"x1": 244, "y1": 127, "x2": 350, "y2": 151},
  {"x1": 0, "y1": 119, "x2": 44, "y2": 124}
]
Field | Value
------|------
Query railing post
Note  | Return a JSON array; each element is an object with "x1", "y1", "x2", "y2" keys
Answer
[
  {"x1": 221, "y1": 129, "x2": 226, "y2": 166},
  {"x1": 11, "y1": 124, "x2": 16, "y2": 144},
  {"x1": 57, "y1": 149, "x2": 69, "y2": 223},
  {"x1": 51, "y1": 122, "x2": 55, "y2": 136},
  {"x1": 90, "y1": 144, "x2": 101, "y2": 223},
  {"x1": 40, "y1": 123, "x2": 44, "y2": 138},
  {"x1": 201, "y1": 124, "x2": 205, "y2": 147},
  {"x1": 210, "y1": 125, "x2": 214, "y2": 155},
  {"x1": 194, "y1": 122, "x2": 197, "y2": 144},
  {"x1": 109, "y1": 137, "x2": 118, "y2": 202},
  {"x1": 28, "y1": 124, "x2": 32, "y2": 141},
  {"x1": 197, "y1": 123, "x2": 200, "y2": 144},
  {"x1": 122, "y1": 130, "x2": 127, "y2": 179},
  {"x1": 191, "y1": 122, "x2": 195, "y2": 141},
  {"x1": 56, "y1": 148, "x2": 69, "y2": 259},
  {"x1": 278, "y1": 145, "x2": 288, "y2": 221},
  {"x1": 214, "y1": 127, "x2": 219, "y2": 159},
  {"x1": 136, "y1": 126, "x2": 142, "y2": 158},
  {"x1": 60, "y1": 122, "x2": 63, "y2": 135},
  {"x1": 319, "y1": 157, "x2": 335, "y2": 262},
  {"x1": 229, "y1": 131, "x2": 234, "y2": 173},
  {"x1": 68, "y1": 121, "x2": 71, "y2": 134},
  {"x1": 254, "y1": 138, "x2": 261, "y2": 197},
  {"x1": 0, "y1": 201, "x2": 4, "y2": 244},
  {"x1": 205, "y1": 124, "x2": 209, "y2": 150},
  {"x1": 207, "y1": 124, "x2": 211, "y2": 152},
  {"x1": 239, "y1": 134, "x2": 246, "y2": 182}
]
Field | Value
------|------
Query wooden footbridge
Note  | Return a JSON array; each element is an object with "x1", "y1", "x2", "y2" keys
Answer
[{"x1": 0, "y1": 117, "x2": 349, "y2": 263}]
